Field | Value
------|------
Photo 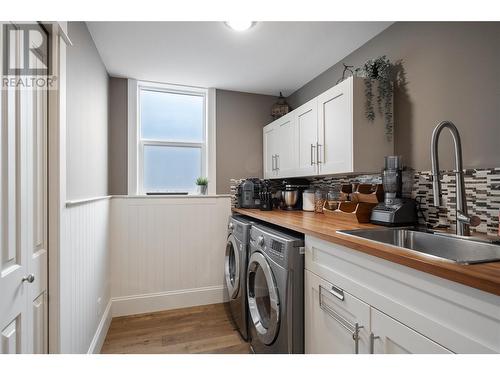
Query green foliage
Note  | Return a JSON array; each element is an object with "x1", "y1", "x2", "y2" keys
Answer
[
  {"x1": 360, "y1": 56, "x2": 394, "y2": 140},
  {"x1": 195, "y1": 177, "x2": 209, "y2": 186}
]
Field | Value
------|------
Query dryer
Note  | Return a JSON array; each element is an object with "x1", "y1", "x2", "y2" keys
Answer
[
  {"x1": 225, "y1": 215, "x2": 252, "y2": 340},
  {"x1": 247, "y1": 223, "x2": 304, "y2": 354}
]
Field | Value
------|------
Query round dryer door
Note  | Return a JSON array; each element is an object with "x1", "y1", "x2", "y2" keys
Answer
[
  {"x1": 225, "y1": 235, "x2": 240, "y2": 299},
  {"x1": 247, "y1": 252, "x2": 280, "y2": 345}
]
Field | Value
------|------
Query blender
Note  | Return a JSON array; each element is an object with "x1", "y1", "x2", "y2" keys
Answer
[{"x1": 370, "y1": 156, "x2": 417, "y2": 226}]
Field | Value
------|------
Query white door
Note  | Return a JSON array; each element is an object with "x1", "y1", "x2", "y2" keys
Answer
[
  {"x1": 294, "y1": 99, "x2": 318, "y2": 177},
  {"x1": 305, "y1": 270, "x2": 370, "y2": 354},
  {"x1": 0, "y1": 23, "x2": 48, "y2": 354},
  {"x1": 274, "y1": 114, "x2": 296, "y2": 178},
  {"x1": 317, "y1": 77, "x2": 353, "y2": 175},
  {"x1": 263, "y1": 124, "x2": 278, "y2": 179},
  {"x1": 370, "y1": 308, "x2": 452, "y2": 354}
]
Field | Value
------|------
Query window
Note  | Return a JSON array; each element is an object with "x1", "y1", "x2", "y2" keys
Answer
[{"x1": 128, "y1": 81, "x2": 215, "y2": 195}]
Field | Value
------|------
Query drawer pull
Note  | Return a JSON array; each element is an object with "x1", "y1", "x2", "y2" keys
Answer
[{"x1": 319, "y1": 285, "x2": 363, "y2": 353}]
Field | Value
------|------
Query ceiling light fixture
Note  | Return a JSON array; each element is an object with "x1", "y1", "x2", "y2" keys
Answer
[{"x1": 224, "y1": 21, "x2": 256, "y2": 32}]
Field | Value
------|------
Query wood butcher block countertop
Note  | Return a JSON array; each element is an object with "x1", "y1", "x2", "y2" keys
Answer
[{"x1": 232, "y1": 208, "x2": 500, "y2": 296}]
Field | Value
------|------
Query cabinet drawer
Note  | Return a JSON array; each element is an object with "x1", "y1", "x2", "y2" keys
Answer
[{"x1": 305, "y1": 269, "x2": 370, "y2": 354}]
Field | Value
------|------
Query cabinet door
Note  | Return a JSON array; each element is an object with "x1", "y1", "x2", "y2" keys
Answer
[
  {"x1": 294, "y1": 99, "x2": 318, "y2": 177},
  {"x1": 371, "y1": 308, "x2": 453, "y2": 354},
  {"x1": 305, "y1": 270, "x2": 370, "y2": 354},
  {"x1": 274, "y1": 114, "x2": 296, "y2": 178},
  {"x1": 317, "y1": 77, "x2": 353, "y2": 175},
  {"x1": 263, "y1": 124, "x2": 278, "y2": 178}
]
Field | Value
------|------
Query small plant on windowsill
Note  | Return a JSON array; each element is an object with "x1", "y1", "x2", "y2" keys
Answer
[{"x1": 196, "y1": 177, "x2": 209, "y2": 195}]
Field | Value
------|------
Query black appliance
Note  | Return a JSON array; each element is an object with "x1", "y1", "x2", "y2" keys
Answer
[
  {"x1": 371, "y1": 156, "x2": 417, "y2": 226},
  {"x1": 239, "y1": 178, "x2": 262, "y2": 208}
]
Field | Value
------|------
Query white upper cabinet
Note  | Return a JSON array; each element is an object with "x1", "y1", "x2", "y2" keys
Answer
[
  {"x1": 263, "y1": 113, "x2": 296, "y2": 179},
  {"x1": 294, "y1": 99, "x2": 318, "y2": 176},
  {"x1": 263, "y1": 123, "x2": 278, "y2": 178},
  {"x1": 274, "y1": 113, "x2": 296, "y2": 178},
  {"x1": 263, "y1": 77, "x2": 394, "y2": 179},
  {"x1": 317, "y1": 78, "x2": 353, "y2": 174}
]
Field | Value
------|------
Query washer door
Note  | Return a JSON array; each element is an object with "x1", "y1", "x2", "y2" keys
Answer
[
  {"x1": 225, "y1": 235, "x2": 240, "y2": 299},
  {"x1": 247, "y1": 252, "x2": 280, "y2": 345}
]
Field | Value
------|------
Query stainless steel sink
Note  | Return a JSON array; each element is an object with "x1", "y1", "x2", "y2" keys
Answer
[{"x1": 338, "y1": 228, "x2": 500, "y2": 264}]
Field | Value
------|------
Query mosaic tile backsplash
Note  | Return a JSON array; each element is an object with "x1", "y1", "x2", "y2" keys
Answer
[
  {"x1": 412, "y1": 168, "x2": 500, "y2": 236},
  {"x1": 231, "y1": 167, "x2": 500, "y2": 236}
]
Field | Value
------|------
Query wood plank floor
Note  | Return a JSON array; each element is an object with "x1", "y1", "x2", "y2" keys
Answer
[{"x1": 100, "y1": 303, "x2": 252, "y2": 354}]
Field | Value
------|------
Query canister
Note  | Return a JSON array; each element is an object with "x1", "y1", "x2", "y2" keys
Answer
[{"x1": 302, "y1": 189, "x2": 315, "y2": 211}]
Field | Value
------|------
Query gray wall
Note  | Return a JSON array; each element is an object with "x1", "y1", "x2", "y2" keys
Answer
[
  {"x1": 216, "y1": 89, "x2": 276, "y2": 194},
  {"x1": 287, "y1": 22, "x2": 500, "y2": 171},
  {"x1": 66, "y1": 22, "x2": 109, "y2": 199},
  {"x1": 108, "y1": 77, "x2": 128, "y2": 195}
]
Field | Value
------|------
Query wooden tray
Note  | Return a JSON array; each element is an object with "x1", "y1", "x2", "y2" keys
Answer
[
  {"x1": 351, "y1": 184, "x2": 384, "y2": 204},
  {"x1": 323, "y1": 201, "x2": 377, "y2": 223}
]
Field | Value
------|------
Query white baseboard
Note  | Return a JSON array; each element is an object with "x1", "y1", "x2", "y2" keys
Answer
[
  {"x1": 111, "y1": 285, "x2": 228, "y2": 318},
  {"x1": 87, "y1": 300, "x2": 112, "y2": 354}
]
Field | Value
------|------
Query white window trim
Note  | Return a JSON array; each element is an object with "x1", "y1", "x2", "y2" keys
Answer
[{"x1": 127, "y1": 79, "x2": 216, "y2": 196}]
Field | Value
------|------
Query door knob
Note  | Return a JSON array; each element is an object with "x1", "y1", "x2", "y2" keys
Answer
[{"x1": 22, "y1": 274, "x2": 35, "y2": 283}]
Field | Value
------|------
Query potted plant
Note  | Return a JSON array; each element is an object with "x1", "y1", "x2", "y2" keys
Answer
[
  {"x1": 196, "y1": 177, "x2": 209, "y2": 195},
  {"x1": 359, "y1": 55, "x2": 394, "y2": 140}
]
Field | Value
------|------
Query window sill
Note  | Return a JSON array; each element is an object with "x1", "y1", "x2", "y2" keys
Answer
[{"x1": 114, "y1": 194, "x2": 231, "y2": 199}]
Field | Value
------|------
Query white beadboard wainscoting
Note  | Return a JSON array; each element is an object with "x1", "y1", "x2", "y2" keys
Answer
[
  {"x1": 60, "y1": 198, "x2": 111, "y2": 354},
  {"x1": 58, "y1": 195, "x2": 231, "y2": 353},
  {"x1": 109, "y1": 196, "x2": 231, "y2": 317}
]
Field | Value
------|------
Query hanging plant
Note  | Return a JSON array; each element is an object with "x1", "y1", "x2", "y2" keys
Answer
[{"x1": 360, "y1": 56, "x2": 394, "y2": 139}]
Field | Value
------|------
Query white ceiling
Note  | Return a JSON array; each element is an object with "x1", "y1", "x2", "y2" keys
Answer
[{"x1": 87, "y1": 21, "x2": 392, "y2": 96}]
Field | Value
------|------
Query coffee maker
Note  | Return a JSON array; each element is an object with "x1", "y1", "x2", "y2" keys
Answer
[
  {"x1": 238, "y1": 178, "x2": 262, "y2": 208},
  {"x1": 371, "y1": 156, "x2": 417, "y2": 226}
]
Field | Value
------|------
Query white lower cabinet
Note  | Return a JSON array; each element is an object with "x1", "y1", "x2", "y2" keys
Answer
[
  {"x1": 304, "y1": 235, "x2": 500, "y2": 354},
  {"x1": 305, "y1": 270, "x2": 370, "y2": 353},
  {"x1": 370, "y1": 308, "x2": 452, "y2": 354},
  {"x1": 305, "y1": 269, "x2": 450, "y2": 354}
]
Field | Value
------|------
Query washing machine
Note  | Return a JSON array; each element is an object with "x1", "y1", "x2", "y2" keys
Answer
[
  {"x1": 225, "y1": 215, "x2": 252, "y2": 340},
  {"x1": 247, "y1": 223, "x2": 304, "y2": 354}
]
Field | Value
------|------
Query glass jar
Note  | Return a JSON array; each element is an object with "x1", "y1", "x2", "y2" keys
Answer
[
  {"x1": 302, "y1": 189, "x2": 315, "y2": 212},
  {"x1": 314, "y1": 189, "x2": 326, "y2": 213},
  {"x1": 326, "y1": 189, "x2": 340, "y2": 210}
]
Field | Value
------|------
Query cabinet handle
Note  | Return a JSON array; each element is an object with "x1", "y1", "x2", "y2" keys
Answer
[
  {"x1": 369, "y1": 333, "x2": 380, "y2": 354},
  {"x1": 319, "y1": 285, "x2": 363, "y2": 354},
  {"x1": 353, "y1": 323, "x2": 362, "y2": 354},
  {"x1": 276, "y1": 154, "x2": 280, "y2": 170},
  {"x1": 316, "y1": 142, "x2": 322, "y2": 164},
  {"x1": 272, "y1": 155, "x2": 276, "y2": 171},
  {"x1": 310, "y1": 144, "x2": 316, "y2": 165}
]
